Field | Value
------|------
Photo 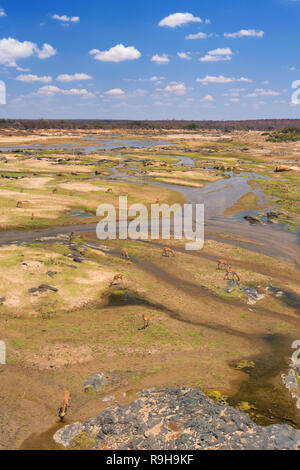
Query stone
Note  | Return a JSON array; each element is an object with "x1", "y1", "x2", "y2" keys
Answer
[
  {"x1": 28, "y1": 284, "x2": 58, "y2": 294},
  {"x1": 54, "y1": 388, "x2": 300, "y2": 450},
  {"x1": 275, "y1": 165, "x2": 300, "y2": 172},
  {"x1": 84, "y1": 372, "x2": 106, "y2": 391},
  {"x1": 102, "y1": 395, "x2": 115, "y2": 402},
  {"x1": 244, "y1": 215, "x2": 261, "y2": 225}
]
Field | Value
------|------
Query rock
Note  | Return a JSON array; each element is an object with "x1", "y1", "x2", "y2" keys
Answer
[
  {"x1": 102, "y1": 395, "x2": 115, "y2": 402},
  {"x1": 54, "y1": 388, "x2": 300, "y2": 450},
  {"x1": 267, "y1": 211, "x2": 282, "y2": 219},
  {"x1": 46, "y1": 271, "x2": 57, "y2": 278},
  {"x1": 53, "y1": 422, "x2": 84, "y2": 448},
  {"x1": 28, "y1": 285, "x2": 58, "y2": 294},
  {"x1": 244, "y1": 215, "x2": 261, "y2": 225},
  {"x1": 106, "y1": 375, "x2": 119, "y2": 385},
  {"x1": 275, "y1": 165, "x2": 300, "y2": 172},
  {"x1": 282, "y1": 374, "x2": 298, "y2": 392},
  {"x1": 84, "y1": 372, "x2": 106, "y2": 391}
]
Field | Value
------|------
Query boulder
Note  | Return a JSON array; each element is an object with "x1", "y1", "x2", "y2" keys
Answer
[
  {"x1": 84, "y1": 372, "x2": 106, "y2": 391},
  {"x1": 275, "y1": 165, "x2": 300, "y2": 172},
  {"x1": 244, "y1": 215, "x2": 261, "y2": 225},
  {"x1": 54, "y1": 387, "x2": 300, "y2": 450}
]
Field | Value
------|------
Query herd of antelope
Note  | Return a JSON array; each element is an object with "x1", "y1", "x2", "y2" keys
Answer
[
  {"x1": 54, "y1": 237, "x2": 241, "y2": 422},
  {"x1": 217, "y1": 258, "x2": 240, "y2": 282}
]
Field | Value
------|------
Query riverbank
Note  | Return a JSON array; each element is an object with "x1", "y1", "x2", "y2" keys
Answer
[{"x1": 0, "y1": 129, "x2": 300, "y2": 449}]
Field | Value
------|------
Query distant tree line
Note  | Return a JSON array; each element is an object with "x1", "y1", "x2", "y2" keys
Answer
[
  {"x1": 266, "y1": 126, "x2": 300, "y2": 142},
  {"x1": 0, "y1": 118, "x2": 300, "y2": 131}
]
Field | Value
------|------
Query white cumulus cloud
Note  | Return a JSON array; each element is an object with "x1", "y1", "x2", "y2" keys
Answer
[
  {"x1": 196, "y1": 75, "x2": 252, "y2": 85},
  {"x1": 246, "y1": 88, "x2": 280, "y2": 97},
  {"x1": 0, "y1": 8, "x2": 6, "y2": 17},
  {"x1": 199, "y1": 48, "x2": 233, "y2": 62},
  {"x1": 186, "y1": 32, "x2": 215, "y2": 40},
  {"x1": 224, "y1": 29, "x2": 264, "y2": 39},
  {"x1": 52, "y1": 14, "x2": 80, "y2": 23},
  {"x1": 165, "y1": 82, "x2": 187, "y2": 95},
  {"x1": 35, "y1": 43, "x2": 57, "y2": 59},
  {"x1": 89, "y1": 44, "x2": 141, "y2": 63},
  {"x1": 35, "y1": 85, "x2": 93, "y2": 97},
  {"x1": 0, "y1": 37, "x2": 56, "y2": 66},
  {"x1": 201, "y1": 95, "x2": 215, "y2": 102},
  {"x1": 105, "y1": 88, "x2": 125, "y2": 96},
  {"x1": 16, "y1": 74, "x2": 52, "y2": 83},
  {"x1": 151, "y1": 54, "x2": 170, "y2": 64},
  {"x1": 56, "y1": 73, "x2": 92, "y2": 82},
  {"x1": 177, "y1": 52, "x2": 192, "y2": 60},
  {"x1": 159, "y1": 12, "x2": 202, "y2": 28}
]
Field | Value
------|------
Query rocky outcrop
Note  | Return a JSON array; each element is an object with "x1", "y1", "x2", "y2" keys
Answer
[
  {"x1": 275, "y1": 165, "x2": 300, "y2": 172},
  {"x1": 53, "y1": 387, "x2": 300, "y2": 450}
]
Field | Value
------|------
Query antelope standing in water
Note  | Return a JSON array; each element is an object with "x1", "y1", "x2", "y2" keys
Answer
[
  {"x1": 121, "y1": 249, "x2": 130, "y2": 260},
  {"x1": 110, "y1": 273, "x2": 123, "y2": 286},
  {"x1": 162, "y1": 247, "x2": 175, "y2": 258},
  {"x1": 217, "y1": 259, "x2": 229, "y2": 270},
  {"x1": 58, "y1": 390, "x2": 70, "y2": 422},
  {"x1": 224, "y1": 266, "x2": 240, "y2": 282}
]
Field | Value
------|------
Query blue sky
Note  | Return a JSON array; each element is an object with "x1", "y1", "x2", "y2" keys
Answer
[{"x1": 0, "y1": 0, "x2": 300, "y2": 120}]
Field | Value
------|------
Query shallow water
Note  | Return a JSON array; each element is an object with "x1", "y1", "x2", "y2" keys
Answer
[
  {"x1": 0, "y1": 136, "x2": 172, "y2": 153},
  {"x1": 19, "y1": 422, "x2": 66, "y2": 450},
  {"x1": 0, "y1": 135, "x2": 299, "y2": 266},
  {"x1": 106, "y1": 156, "x2": 300, "y2": 266},
  {"x1": 228, "y1": 334, "x2": 300, "y2": 428}
]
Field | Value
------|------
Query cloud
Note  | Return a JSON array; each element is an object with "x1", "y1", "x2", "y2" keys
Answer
[
  {"x1": 185, "y1": 32, "x2": 215, "y2": 40},
  {"x1": 0, "y1": 37, "x2": 56, "y2": 66},
  {"x1": 0, "y1": 38, "x2": 36, "y2": 66},
  {"x1": 0, "y1": 8, "x2": 6, "y2": 17},
  {"x1": 56, "y1": 73, "x2": 92, "y2": 82},
  {"x1": 246, "y1": 88, "x2": 280, "y2": 97},
  {"x1": 35, "y1": 85, "x2": 93, "y2": 97},
  {"x1": 200, "y1": 55, "x2": 231, "y2": 62},
  {"x1": 150, "y1": 76, "x2": 165, "y2": 81},
  {"x1": 16, "y1": 74, "x2": 52, "y2": 83},
  {"x1": 158, "y1": 12, "x2": 202, "y2": 28},
  {"x1": 123, "y1": 76, "x2": 165, "y2": 83},
  {"x1": 196, "y1": 75, "x2": 252, "y2": 85},
  {"x1": 52, "y1": 14, "x2": 80, "y2": 23},
  {"x1": 224, "y1": 29, "x2": 264, "y2": 39},
  {"x1": 151, "y1": 54, "x2": 170, "y2": 64},
  {"x1": 35, "y1": 43, "x2": 57, "y2": 59},
  {"x1": 164, "y1": 82, "x2": 187, "y2": 95},
  {"x1": 199, "y1": 47, "x2": 233, "y2": 62},
  {"x1": 89, "y1": 44, "x2": 141, "y2": 62},
  {"x1": 201, "y1": 95, "x2": 215, "y2": 102},
  {"x1": 105, "y1": 88, "x2": 125, "y2": 96},
  {"x1": 128, "y1": 88, "x2": 148, "y2": 97},
  {"x1": 177, "y1": 52, "x2": 192, "y2": 60}
]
